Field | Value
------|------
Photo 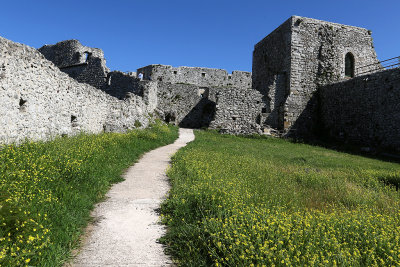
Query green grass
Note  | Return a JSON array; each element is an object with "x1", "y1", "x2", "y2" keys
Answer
[
  {"x1": 0, "y1": 122, "x2": 178, "y2": 266},
  {"x1": 161, "y1": 130, "x2": 400, "y2": 266}
]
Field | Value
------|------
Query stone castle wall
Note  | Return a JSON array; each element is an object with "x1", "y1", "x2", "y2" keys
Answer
[
  {"x1": 137, "y1": 65, "x2": 252, "y2": 89},
  {"x1": 210, "y1": 88, "x2": 264, "y2": 135},
  {"x1": 0, "y1": 37, "x2": 155, "y2": 144},
  {"x1": 155, "y1": 83, "x2": 217, "y2": 128},
  {"x1": 320, "y1": 68, "x2": 400, "y2": 151},
  {"x1": 252, "y1": 19, "x2": 292, "y2": 130}
]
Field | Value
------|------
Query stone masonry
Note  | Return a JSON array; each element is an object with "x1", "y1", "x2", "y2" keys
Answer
[
  {"x1": 320, "y1": 68, "x2": 400, "y2": 152},
  {"x1": 253, "y1": 16, "x2": 380, "y2": 136},
  {"x1": 137, "y1": 64, "x2": 252, "y2": 89},
  {"x1": 39, "y1": 40, "x2": 110, "y2": 90},
  {"x1": 0, "y1": 37, "x2": 155, "y2": 144}
]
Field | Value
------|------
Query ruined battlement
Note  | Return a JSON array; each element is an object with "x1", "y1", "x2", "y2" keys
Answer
[
  {"x1": 39, "y1": 40, "x2": 110, "y2": 90},
  {"x1": 136, "y1": 64, "x2": 252, "y2": 89}
]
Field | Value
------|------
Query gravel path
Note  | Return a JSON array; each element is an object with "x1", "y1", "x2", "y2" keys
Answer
[{"x1": 72, "y1": 128, "x2": 195, "y2": 266}]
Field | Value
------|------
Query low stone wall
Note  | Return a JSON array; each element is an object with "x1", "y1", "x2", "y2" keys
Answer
[
  {"x1": 0, "y1": 37, "x2": 153, "y2": 144},
  {"x1": 320, "y1": 68, "x2": 400, "y2": 151}
]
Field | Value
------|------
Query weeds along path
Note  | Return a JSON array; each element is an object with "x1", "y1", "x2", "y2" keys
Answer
[{"x1": 72, "y1": 128, "x2": 195, "y2": 266}]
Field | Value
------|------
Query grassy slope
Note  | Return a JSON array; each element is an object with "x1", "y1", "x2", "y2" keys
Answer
[
  {"x1": 161, "y1": 130, "x2": 400, "y2": 266},
  {"x1": 0, "y1": 123, "x2": 178, "y2": 266}
]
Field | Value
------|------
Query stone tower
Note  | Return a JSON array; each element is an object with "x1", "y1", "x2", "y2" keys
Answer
[{"x1": 252, "y1": 16, "x2": 380, "y2": 136}]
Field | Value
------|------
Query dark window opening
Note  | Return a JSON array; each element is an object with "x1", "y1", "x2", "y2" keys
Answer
[
  {"x1": 345, "y1": 52, "x2": 355, "y2": 78},
  {"x1": 201, "y1": 73, "x2": 206, "y2": 77},
  {"x1": 262, "y1": 107, "x2": 267, "y2": 113},
  {"x1": 294, "y1": 19, "x2": 303, "y2": 27},
  {"x1": 19, "y1": 98, "x2": 27, "y2": 111},
  {"x1": 74, "y1": 52, "x2": 81, "y2": 61},
  {"x1": 173, "y1": 71, "x2": 177, "y2": 74},
  {"x1": 165, "y1": 113, "x2": 175, "y2": 123},
  {"x1": 19, "y1": 98, "x2": 27, "y2": 107},
  {"x1": 232, "y1": 117, "x2": 236, "y2": 121},
  {"x1": 228, "y1": 76, "x2": 232, "y2": 80},
  {"x1": 158, "y1": 77, "x2": 163, "y2": 81},
  {"x1": 71, "y1": 115, "x2": 77, "y2": 123}
]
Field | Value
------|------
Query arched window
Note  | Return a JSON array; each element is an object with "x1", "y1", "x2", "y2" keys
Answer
[{"x1": 345, "y1": 53, "x2": 355, "y2": 78}]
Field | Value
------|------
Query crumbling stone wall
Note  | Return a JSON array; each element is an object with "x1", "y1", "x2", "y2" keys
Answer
[
  {"x1": 210, "y1": 88, "x2": 263, "y2": 135},
  {"x1": 105, "y1": 71, "x2": 144, "y2": 99},
  {"x1": 253, "y1": 16, "x2": 380, "y2": 137},
  {"x1": 155, "y1": 83, "x2": 217, "y2": 128},
  {"x1": 39, "y1": 40, "x2": 110, "y2": 90},
  {"x1": 137, "y1": 65, "x2": 252, "y2": 88},
  {"x1": 0, "y1": 37, "x2": 154, "y2": 144},
  {"x1": 320, "y1": 68, "x2": 400, "y2": 151}
]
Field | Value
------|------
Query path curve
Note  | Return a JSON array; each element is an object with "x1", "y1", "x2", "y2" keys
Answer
[{"x1": 72, "y1": 128, "x2": 195, "y2": 266}]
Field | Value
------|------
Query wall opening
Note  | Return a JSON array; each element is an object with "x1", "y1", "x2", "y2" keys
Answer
[
  {"x1": 165, "y1": 113, "x2": 176, "y2": 123},
  {"x1": 83, "y1": 52, "x2": 90, "y2": 63},
  {"x1": 345, "y1": 52, "x2": 355, "y2": 78},
  {"x1": 19, "y1": 98, "x2": 27, "y2": 111},
  {"x1": 106, "y1": 73, "x2": 112, "y2": 86},
  {"x1": 71, "y1": 115, "x2": 78, "y2": 127},
  {"x1": 173, "y1": 71, "x2": 177, "y2": 75},
  {"x1": 201, "y1": 73, "x2": 206, "y2": 77}
]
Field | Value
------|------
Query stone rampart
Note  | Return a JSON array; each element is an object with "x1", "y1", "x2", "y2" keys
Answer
[
  {"x1": 319, "y1": 68, "x2": 400, "y2": 151},
  {"x1": 0, "y1": 37, "x2": 154, "y2": 144},
  {"x1": 210, "y1": 87, "x2": 264, "y2": 135},
  {"x1": 137, "y1": 65, "x2": 252, "y2": 89}
]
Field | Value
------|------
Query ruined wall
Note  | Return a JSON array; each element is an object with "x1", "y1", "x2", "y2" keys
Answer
[
  {"x1": 320, "y1": 68, "x2": 400, "y2": 151},
  {"x1": 287, "y1": 16, "x2": 379, "y2": 136},
  {"x1": 155, "y1": 83, "x2": 217, "y2": 128},
  {"x1": 137, "y1": 65, "x2": 252, "y2": 89},
  {"x1": 210, "y1": 88, "x2": 263, "y2": 135},
  {"x1": 105, "y1": 71, "x2": 144, "y2": 99},
  {"x1": 39, "y1": 40, "x2": 110, "y2": 90},
  {"x1": 252, "y1": 18, "x2": 292, "y2": 130},
  {"x1": 0, "y1": 37, "x2": 154, "y2": 144}
]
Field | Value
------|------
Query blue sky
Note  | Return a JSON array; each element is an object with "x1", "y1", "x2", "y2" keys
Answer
[{"x1": 1, "y1": 0, "x2": 399, "y2": 73}]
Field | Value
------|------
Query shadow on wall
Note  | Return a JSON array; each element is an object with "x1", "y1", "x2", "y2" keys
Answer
[
  {"x1": 286, "y1": 91, "x2": 321, "y2": 140},
  {"x1": 179, "y1": 98, "x2": 216, "y2": 128}
]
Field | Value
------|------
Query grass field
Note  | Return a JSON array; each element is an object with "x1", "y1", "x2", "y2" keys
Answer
[
  {"x1": 0, "y1": 122, "x2": 178, "y2": 266},
  {"x1": 161, "y1": 130, "x2": 400, "y2": 266}
]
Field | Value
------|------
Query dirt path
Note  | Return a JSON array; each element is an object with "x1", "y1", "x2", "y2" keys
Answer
[{"x1": 72, "y1": 128, "x2": 195, "y2": 266}]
